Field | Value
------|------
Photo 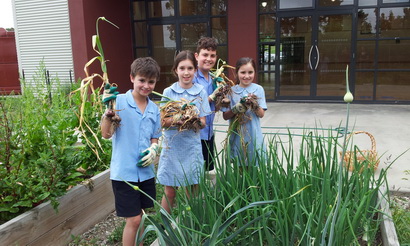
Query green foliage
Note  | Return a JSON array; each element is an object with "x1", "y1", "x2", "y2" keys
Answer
[
  {"x1": 392, "y1": 200, "x2": 410, "y2": 245},
  {"x1": 107, "y1": 220, "x2": 125, "y2": 244},
  {"x1": 138, "y1": 130, "x2": 388, "y2": 245},
  {"x1": 0, "y1": 62, "x2": 111, "y2": 223}
]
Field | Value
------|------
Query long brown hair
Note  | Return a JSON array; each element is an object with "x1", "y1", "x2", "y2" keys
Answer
[
  {"x1": 235, "y1": 57, "x2": 256, "y2": 84},
  {"x1": 171, "y1": 50, "x2": 197, "y2": 78}
]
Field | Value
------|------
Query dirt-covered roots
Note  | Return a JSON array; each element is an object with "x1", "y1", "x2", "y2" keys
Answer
[{"x1": 161, "y1": 99, "x2": 202, "y2": 133}]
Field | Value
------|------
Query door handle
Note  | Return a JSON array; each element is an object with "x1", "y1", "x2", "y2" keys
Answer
[
  {"x1": 314, "y1": 45, "x2": 320, "y2": 70},
  {"x1": 308, "y1": 45, "x2": 314, "y2": 70}
]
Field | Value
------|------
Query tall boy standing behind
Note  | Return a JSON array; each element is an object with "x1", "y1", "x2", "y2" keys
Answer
[
  {"x1": 193, "y1": 37, "x2": 218, "y2": 171},
  {"x1": 101, "y1": 57, "x2": 161, "y2": 246}
]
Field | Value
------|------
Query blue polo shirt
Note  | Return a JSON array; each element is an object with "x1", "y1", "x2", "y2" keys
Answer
[
  {"x1": 110, "y1": 90, "x2": 162, "y2": 182},
  {"x1": 193, "y1": 70, "x2": 215, "y2": 140}
]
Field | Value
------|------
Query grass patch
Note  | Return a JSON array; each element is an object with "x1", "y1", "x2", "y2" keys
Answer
[{"x1": 391, "y1": 196, "x2": 410, "y2": 245}]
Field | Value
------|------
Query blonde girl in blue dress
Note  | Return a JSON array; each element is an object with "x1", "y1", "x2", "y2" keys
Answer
[
  {"x1": 222, "y1": 57, "x2": 267, "y2": 166},
  {"x1": 157, "y1": 50, "x2": 211, "y2": 213}
]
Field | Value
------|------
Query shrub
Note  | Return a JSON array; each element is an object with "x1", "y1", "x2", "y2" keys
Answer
[{"x1": 0, "y1": 63, "x2": 111, "y2": 223}]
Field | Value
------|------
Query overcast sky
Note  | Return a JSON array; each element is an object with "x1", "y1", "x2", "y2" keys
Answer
[{"x1": 0, "y1": 0, "x2": 14, "y2": 28}]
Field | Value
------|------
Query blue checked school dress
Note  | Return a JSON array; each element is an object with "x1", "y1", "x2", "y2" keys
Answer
[
  {"x1": 157, "y1": 82, "x2": 211, "y2": 186},
  {"x1": 222, "y1": 83, "x2": 267, "y2": 166}
]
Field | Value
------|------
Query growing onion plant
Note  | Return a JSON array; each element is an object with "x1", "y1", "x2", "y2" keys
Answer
[{"x1": 134, "y1": 128, "x2": 388, "y2": 245}]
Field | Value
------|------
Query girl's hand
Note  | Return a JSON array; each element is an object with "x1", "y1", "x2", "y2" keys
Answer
[{"x1": 231, "y1": 100, "x2": 248, "y2": 114}]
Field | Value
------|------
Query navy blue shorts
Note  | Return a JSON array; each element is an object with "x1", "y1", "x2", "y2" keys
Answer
[{"x1": 111, "y1": 178, "x2": 156, "y2": 217}]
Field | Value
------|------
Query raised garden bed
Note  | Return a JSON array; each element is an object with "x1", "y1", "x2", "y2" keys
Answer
[
  {"x1": 0, "y1": 169, "x2": 114, "y2": 245},
  {"x1": 379, "y1": 186, "x2": 400, "y2": 246}
]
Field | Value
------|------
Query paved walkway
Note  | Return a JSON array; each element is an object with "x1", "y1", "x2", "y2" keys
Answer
[{"x1": 213, "y1": 102, "x2": 410, "y2": 194}]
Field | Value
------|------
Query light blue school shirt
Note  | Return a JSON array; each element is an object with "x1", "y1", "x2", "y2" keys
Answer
[
  {"x1": 157, "y1": 82, "x2": 211, "y2": 186},
  {"x1": 110, "y1": 90, "x2": 162, "y2": 182},
  {"x1": 193, "y1": 70, "x2": 215, "y2": 140},
  {"x1": 222, "y1": 83, "x2": 267, "y2": 165}
]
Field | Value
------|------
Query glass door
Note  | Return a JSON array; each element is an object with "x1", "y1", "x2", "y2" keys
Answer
[
  {"x1": 316, "y1": 13, "x2": 353, "y2": 97},
  {"x1": 277, "y1": 11, "x2": 353, "y2": 99},
  {"x1": 277, "y1": 15, "x2": 313, "y2": 97}
]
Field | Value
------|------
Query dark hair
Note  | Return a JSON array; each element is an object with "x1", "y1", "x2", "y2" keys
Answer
[
  {"x1": 196, "y1": 37, "x2": 218, "y2": 54},
  {"x1": 235, "y1": 57, "x2": 256, "y2": 84},
  {"x1": 171, "y1": 50, "x2": 197, "y2": 77},
  {"x1": 130, "y1": 57, "x2": 160, "y2": 80}
]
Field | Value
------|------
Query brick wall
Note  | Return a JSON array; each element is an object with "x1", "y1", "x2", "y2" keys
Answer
[{"x1": 0, "y1": 28, "x2": 20, "y2": 95}]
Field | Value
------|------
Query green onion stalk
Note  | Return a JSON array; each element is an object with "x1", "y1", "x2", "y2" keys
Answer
[{"x1": 323, "y1": 65, "x2": 353, "y2": 245}]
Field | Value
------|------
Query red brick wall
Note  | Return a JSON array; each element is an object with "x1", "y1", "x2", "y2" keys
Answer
[
  {"x1": 227, "y1": 0, "x2": 258, "y2": 74},
  {"x1": 0, "y1": 28, "x2": 20, "y2": 95},
  {"x1": 68, "y1": 0, "x2": 133, "y2": 92}
]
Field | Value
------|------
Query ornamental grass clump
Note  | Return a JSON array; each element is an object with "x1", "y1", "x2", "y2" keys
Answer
[{"x1": 135, "y1": 129, "x2": 388, "y2": 245}]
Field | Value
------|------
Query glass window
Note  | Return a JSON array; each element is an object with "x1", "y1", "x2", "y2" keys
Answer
[
  {"x1": 132, "y1": 0, "x2": 227, "y2": 92},
  {"x1": 376, "y1": 71, "x2": 410, "y2": 101},
  {"x1": 217, "y1": 46, "x2": 228, "y2": 62},
  {"x1": 318, "y1": 0, "x2": 353, "y2": 7},
  {"x1": 356, "y1": 41, "x2": 375, "y2": 69},
  {"x1": 181, "y1": 23, "x2": 207, "y2": 50},
  {"x1": 279, "y1": 0, "x2": 312, "y2": 9},
  {"x1": 355, "y1": 71, "x2": 375, "y2": 100},
  {"x1": 259, "y1": 14, "x2": 276, "y2": 42},
  {"x1": 357, "y1": 8, "x2": 377, "y2": 38},
  {"x1": 211, "y1": 18, "x2": 227, "y2": 44},
  {"x1": 358, "y1": 0, "x2": 377, "y2": 6},
  {"x1": 151, "y1": 24, "x2": 177, "y2": 93},
  {"x1": 380, "y1": 7, "x2": 410, "y2": 38},
  {"x1": 260, "y1": 44, "x2": 277, "y2": 64},
  {"x1": 134, "y1": 22, "x2": 147, "y2": 46},
  {"x1": 211, "y1": 0, "x2": 227, "y2": 15},
  {"x1": 259, "y1": 0, "x2": 276, "y2": 12},
  {"x1": 148, "y1": 1, "x2": 174, "y2": 18},
  {"x1": 180, "y1": 0, "x2": 207, "y2": 16},
  {"x1": 383, "y1": 0, "x2": 408, "y2": 3},
  {"x1": 378, "y1": 40, "x2": 410, "y2": 69},
  {"x1": 135, "y1": 48, "x2": 148, "y2": 58},
  {"x1": 133, "y1": 1, "x2": 146, "y2": 20},
  {"x1": 259, "y1": 72, "x2": 276, "y2": 99}
]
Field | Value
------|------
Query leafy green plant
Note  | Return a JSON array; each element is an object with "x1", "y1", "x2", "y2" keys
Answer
[
  {"x1": 391, "y1": 199, "x2": 410, "y2": 245},
  {"x1": 107, "y1": 220, "x2": 125, "y2": 244},
  {"x1": 0, "y1": 62, "x2": 111, "y2": 223}
]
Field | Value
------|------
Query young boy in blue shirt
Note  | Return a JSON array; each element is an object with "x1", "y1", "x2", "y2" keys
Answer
[
  {"x1": 101, "y1": 57, "x2": 161, "y2": 246},
  {"x1": 193, "y1": 37, "x2": 218, "y2": 171}
]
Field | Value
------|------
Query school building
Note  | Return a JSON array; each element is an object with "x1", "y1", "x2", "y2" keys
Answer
[{"x1": 9, "y1": 0, "x2": 410, "y2": 103}]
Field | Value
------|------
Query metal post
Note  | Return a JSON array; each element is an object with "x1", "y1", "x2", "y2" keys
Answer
[{"x1": 45, "y1": 70, "x2": 52, "y2": 104}]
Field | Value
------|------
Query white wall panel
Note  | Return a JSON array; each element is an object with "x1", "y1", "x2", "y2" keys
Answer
[{"x1": 13, "y1": 0, "x2": 74, "y2": 92}]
